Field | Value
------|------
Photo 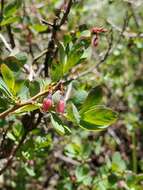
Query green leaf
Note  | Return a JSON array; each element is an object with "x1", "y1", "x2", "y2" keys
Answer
[
  {"x1": 28, "y1": 81, "x2": 40, "y2": 97},
  {"x1": 51, "y1": 60, "x2": 63, "y2": 82},
  {"x1": 79, "y1": 120, "x2": 108, "y2": 131},
  {"x1": 12, "y1": 123, "x2": 23, "y2": 138},
  {"x1": 4, "y1": 56, "x2": 21, "y2": 72},
  {"x1": 71, "y1": 89, "x2": 88, "y2": 106},
  {"x1": 31, "y1": 24, "x2": 48, "y2": 32},
  {"x1": 65, "y1": 143, "x2": 81, "y2": 158},
  {"x1": 50, "y1": 114, "x2": 65, "y2": 135},
  {"x1": 80, "y1": 105, "x2": 118, "y2": 128},
  {"x1": 62, "y1": 41, "x2": 86, "y2": 74},
  {"x1": 0, "y1": 16, "x2": 19, "y2": 26},
  {"x1": 59, "y1": 42, "x2": 66, "y2": 66},
  {"x1": 0, "y1": 77, "x2": 13, "y2": 98},
  {"x1": 52, "y1": 90, "x2": 61, "y2": 104},
  {"x1": 4, "y1": 1, "x2": 18, "y2": 17},
  {"x1": 0, "y1": 97, "x2": 8, "y2": 111},
  {"x1": 1, "y1": 64, "x2": 15, "y2": 92},
  {"x1": 14, "y1": 104, "x2": 41, "y2": 114},
  {"x1": 15, "y1": 52, "x2": 28, "y2": 65},
  {"x1": 24, "y1": 165, "x2": 36, "y2": 177},
  {"x1": 66, "y1": 103, "x2": 80, "y2": 124},
  {"x1": 14, "y1": 79, "x2": 25, "y2": 95},
  {"x1": 80, "y1": 86, "x2": 103, "y2": 113},
  {"x1": 3, "y1": 0, "x2": 22, "y2": 18},
  {"x1": 63, "y1": 49, "x2": 83, "y2": 74},
  {"x1": 0, "y1": 119, "x2": 7, "y2": 128},
  {"x1": 7, "y1": 132, "x2": 16, "y2": 141},
  {"x1": 50, "y1": 42, "x2": 66, "y2": 82},
  {"x1": 112, "y1": 152, "x2": 126, "y2": 172},
  {"x1": 75, "y1": 165, "x2": 90, "y2": 183},
  {"x1": 35, "y1": 135, "x2": 52, "y2": 149},
  {"x1": 4, "y1": 52, "x2": 28, "y2": 72}
]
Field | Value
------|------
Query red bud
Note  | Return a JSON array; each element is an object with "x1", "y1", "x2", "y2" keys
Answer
[
  {"x1": 92, "y1": 36, "x2": 99, "y2": 47},
  {"x1": 56, "y1": 99, "x2": 65, "y2": 113},
  {"x1": 91, "y1": 27, "x2": 107, "y2": 34},
  {"x1": 42, "y1": 97, "x2": 52, "y2": 112}
]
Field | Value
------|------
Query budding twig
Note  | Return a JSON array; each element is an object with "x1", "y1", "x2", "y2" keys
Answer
[{"x1": 0, "y1": 82, "x2": 61, "y2": 119}]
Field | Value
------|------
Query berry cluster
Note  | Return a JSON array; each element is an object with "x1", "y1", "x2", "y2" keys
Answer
[{"x1": 42, "y1": 94, "x2": 65, "y2": 114}]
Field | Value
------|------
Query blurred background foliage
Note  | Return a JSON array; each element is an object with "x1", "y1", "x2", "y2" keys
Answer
[{"x1": 0, "y1": 0, "x2": 143, "y2": 189}]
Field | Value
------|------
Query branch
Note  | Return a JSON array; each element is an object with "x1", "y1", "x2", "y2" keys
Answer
[
  {"x1": 116, "y1": 10, "x2": 130, "y2": 45},
  {"x1": 95, "y1": 29, "x2": 113, "y2": 68},
  {"x1": 107, "y1": 19, "x2": 143, "y2": 38},
  {"x1": 34, "y1": 0, "x2": 73, "y2": 67},
  {"x1": 0, "y1": 33, "x2": 12, "y2": 52},
  {"x1": 0, "y1": 82, "x2": 61, "y2": 119},
  {"x1": 0, "y1": 110, "x2": 43, "y2": 175},
  {"x1": 0, "y1": 126, "x2": 9, "y2": 151},
  {"x1": 54, "y1": 151, "x2": 79, "y2": 166},
  {"x1": 0, "y1": 130, "x2": 28, "y2": 175},
  {"x1": 59, "y1": 0, "x2": 73, "y2": 27},
  {"x1": 129, "y1": 3, "x2": 141, "y2": 28},
  {"x1": 6, "y1": 25, "x2": 15, "y2": 49},
  {"x1": 43, "y1": 16, "x2": 59, "y2": 77},
  {"x1": 33, "y1": 49, "x2": 48, "y2": 63},
  {"x1": 43, "y1": 0, "x2": 73, "y2": 77}
]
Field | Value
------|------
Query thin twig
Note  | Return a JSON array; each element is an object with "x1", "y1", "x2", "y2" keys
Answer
[
  {"x1": 0, "y1": 127, "x2": 9, "y2": 150},
  {"x1": 0, "y1": 33, "x2": 12, "y2": 52},
  {"x1": 33, "y1": 49, "x2": 48, "y2": 63},
  {"x1": 116, "y1": 11, "x2": 129, "y2": 45},
  {"x1": 107, "y1": 19, "x2": 143, "y2": 38},
  {"x1": 6, "y1": 25, "x2": 15, "y2": 49},
  {"x1": 43, "y1": 0, "x2": 73, "y2": 77},
  {"x1": 41, "y1": 19, "x2": 54, "y2": 27},
  {"x1": 129, "y1": 3, "x2": 140, "y2": 28},
  {"x1": 54, "y1": 151, "x2": 79, "y2": 165},
  {"x1": 96, "y1": 29, "x2": 113, "y2": 68},
  {"x1": 59, "y1": 0, "x2": 73, "y2": 27},
  {"x1": 65, "y1": 82, "x2": 73, "y2": 102},
  {"x1": 43, "y1": 16, "x2": 59, "y2": 77}
]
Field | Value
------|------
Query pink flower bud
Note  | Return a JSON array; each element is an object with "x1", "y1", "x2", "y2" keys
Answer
[
  {"x1": 56, "y1": 99, "x2": 65, "y2": 113},
  {"x1": 117, "y1": 180, "x2": 126, "y2": 188},
  {"x1": 92, "y1": 36, "x2": 98, "y2": 47},
  {"x1": 42, "y1": 96, "x2": 52, "y2": 112},
  {"x1": 91, "y1": 27, "x2": 107, "y2": 34}
]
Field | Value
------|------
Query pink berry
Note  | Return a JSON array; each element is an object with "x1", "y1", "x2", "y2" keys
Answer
[
  {"x1": 42, "y1": 97, "x2": 52, "y2": 112},
  {"x1": 56, "y1": 99, "x2": 65, "y2": 113}
]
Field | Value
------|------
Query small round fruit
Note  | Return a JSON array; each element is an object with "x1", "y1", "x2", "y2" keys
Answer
[
  {"x1": 42, "y1": 97, "x2": 52, "y2": 112},
  {"x1": 56, "y1": 99, "x2": 65, "y2": 113}
]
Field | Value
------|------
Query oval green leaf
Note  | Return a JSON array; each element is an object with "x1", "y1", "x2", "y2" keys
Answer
[
  {"x1": 1, "y1": 64, "x2": 15, "y2": 92},
  {"x1": 80, "y1": 86, "x2": 103, "y2": 113},
  {"x1": 80, "y1": 105, "x2": 118, "y2": 127},
  {"x1": 50, "y1": 114, "x2": 65, "y2": 135},
  {"x1": 79, "y1": 120, "x2": 108, "y2": 131},
  {"x1": 14, "y1": 104, "x2": 41, "y2": 114}
]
